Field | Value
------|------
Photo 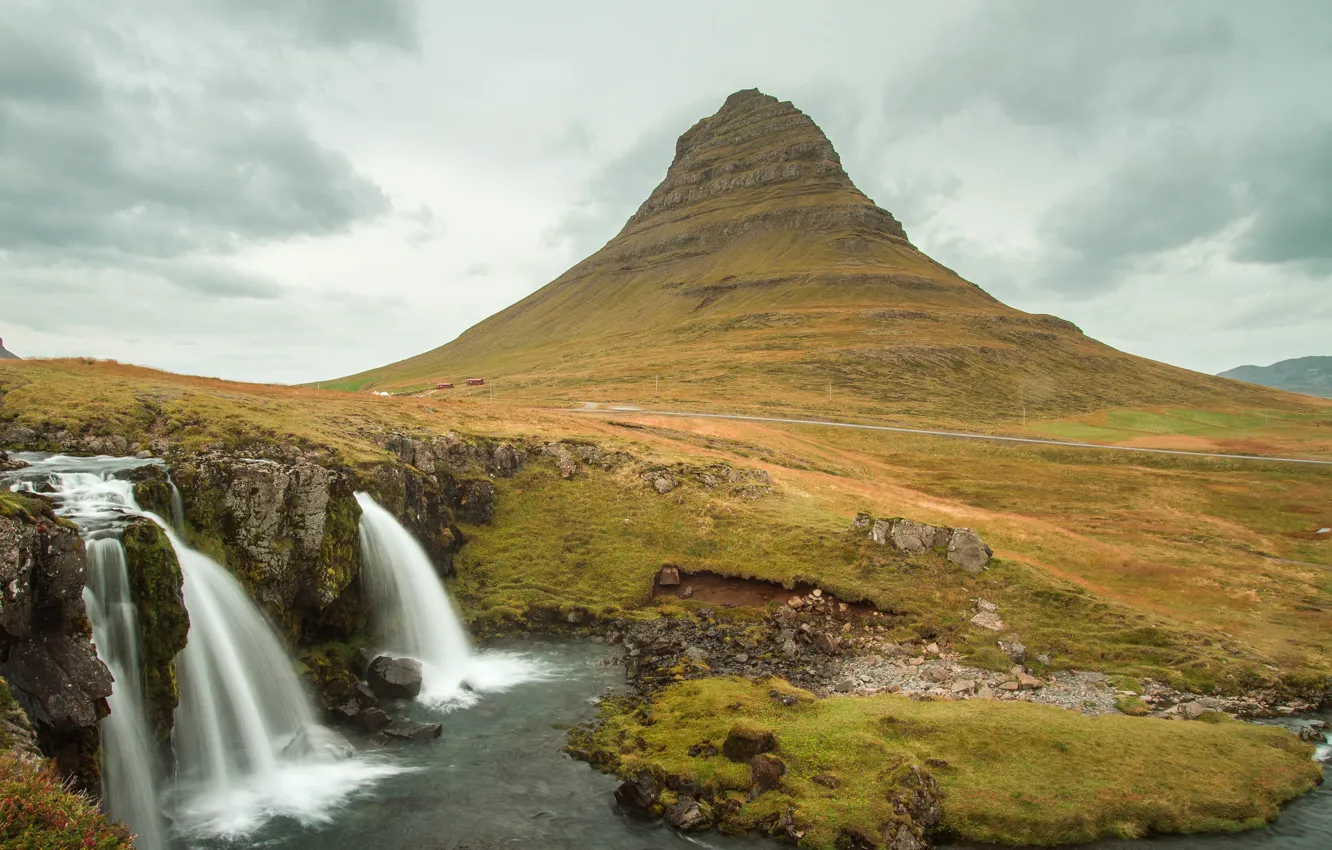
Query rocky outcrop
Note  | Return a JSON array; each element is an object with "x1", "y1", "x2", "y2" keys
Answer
[
  {"x1": 369, "y1": 432, "x2": 527, "y2": 578},
  {"x1": 0, "y1": 493, "x2": 112, "y2": 792},
  {"x1": 121, "y1": 519, "x2": 189, "y2": 749},
  {"x1": 855, "y1": 512, "x2": 993, "y2": 572},
  {"x1": 0, "y1": 449, "x2": 27, "y2": 472},
  {"x1": 163, "y1": 453, "x2": 363, "y2": 641}
]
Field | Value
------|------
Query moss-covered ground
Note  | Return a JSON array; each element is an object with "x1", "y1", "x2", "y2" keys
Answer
[
  {"x1": 574, "y1": 677, "x2": 1321, "y2": 848},
  {"x1": 122, "y1": 519, "x2": 189, "y2": 746}
]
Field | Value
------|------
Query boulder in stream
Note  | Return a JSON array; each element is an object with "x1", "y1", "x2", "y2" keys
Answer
[
  {"x1": 380, "y1": 719, "x2": 442, "y2": 742},
  {"x1": 368, "y1": 655, "x2": 424, "y2": 699}
]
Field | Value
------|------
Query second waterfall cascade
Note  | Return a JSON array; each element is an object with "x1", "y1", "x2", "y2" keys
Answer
[{"x1": 355, "y1": 492, "x2": 545, "y2": 706}]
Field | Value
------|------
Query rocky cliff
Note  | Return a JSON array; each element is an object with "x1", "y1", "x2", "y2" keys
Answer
[{"x1": 0, "y1": 491, "x2": 112, "y2": 792}]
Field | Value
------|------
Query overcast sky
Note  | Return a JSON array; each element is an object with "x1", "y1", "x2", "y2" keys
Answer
[{"x1": 2, "y1": 0, "x2": 1328, "y2": 383}]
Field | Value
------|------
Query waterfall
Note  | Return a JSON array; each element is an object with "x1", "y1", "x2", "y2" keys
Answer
[
  {"x1": 354, "y1": 492, "x2": 546, "y2": 706},
  {"x1": 169, "y1": 525, "x2": 315, "y2": 791},
  {"x1": 6, "y1": 455, "x2": 401, "y2": 843},
  {"x1": 355, "y1": 493, "x2": 474, "y2": 702},
  {"x1": 85, "y1": 538, "x2": 169, "y2": 850},
  {"x1": 168, "y1": 478, "x2": 185, "y2": 533}
]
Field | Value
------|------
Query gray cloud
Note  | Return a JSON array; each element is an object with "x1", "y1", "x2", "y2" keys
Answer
[
  {"x1": 882, "y1": 1, "x2": 1236, "y2": 134},
  {"x1": 1233, "y1": 126, "x2": 1332, "y2": 273},
  {"x1": 215, "y1": 0, "x2": 420, "y2": 50}
]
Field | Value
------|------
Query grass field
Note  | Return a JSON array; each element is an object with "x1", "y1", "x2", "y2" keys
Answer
[{"x1": 3, "y1": 358, "x2": 1330, "y2": 690}]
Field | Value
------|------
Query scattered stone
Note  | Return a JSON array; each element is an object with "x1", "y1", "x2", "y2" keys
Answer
[
  {"x1": 975, "y1": 598, "x2": 998, "y2": 613},
  {"x1": 999, "y1": 681, "x2": 1021, "y2": 692},
  {"x1": 998, "y1": 638, "x2": 1028, "y2": 665},
  {"x1": 614, "y1": 768, "x2": 662, "y2": 812},
  {"x1": 891, "y1": 519, "x2": 945, "y2": 555},
  {"x1": 788, "y1": 596, "x2": 804, "y2": 609},
  {"x1": 657, "y1": 565, "x2": 681, "y2": 586},
  {"x1": 812, "y1": 773, "x2": 841, "y2": 789},
  {"x1": 679, "y1": 585, "x2": 694, "y2": 599},
  {"x1": 834, "y1": 677, "x2": 857, "y2": 693},
  {"x1": 358, "y1": 707, "x2": 390, "y2": 733},
  {"x1": 851, "y1": 512, "x2": 873, "y2": 531},
  {"x1": 1178, "y1": 701, "x2": 1207, "y2": 720},
  {"x1": 380, "y1": 719, "x2": 442, "y2": 742},
  {"x1": 723, "y1": 724, "x2": 776, "y2": 762},
  {"x1": 812, "y1": 588, "x2": 823, "y2": 598},
  {"x1": 1035, "y1": 653, "x2": 1052, "y2": 666},
  {"x1": 664, "y1": 796, "x2": 709, "y2": 831},
  {"x1": 949, "y1": 679, "x2": 976, "y2": 694},
  {"x1": 976, "y1": 686, "x2": 996, "y2": 699},
  {"x1": 1017, "y1": 673, "x2": 1043, "y2": 691},
  {"x1": 367, "y1": 656, "x2": 424, "y2": 700},
  {"x1": 970, "y1": 611, "x2": 1005, "y2": 632},
  {"x1": 769, "y1": 689, "x2": 798, "y2": 707},
  {"x1": 749, "y1": 753, "x2": 786, "y2": 796},
  {"x1": 947, "y1": 528, "x2": 993, "y2": 573}
]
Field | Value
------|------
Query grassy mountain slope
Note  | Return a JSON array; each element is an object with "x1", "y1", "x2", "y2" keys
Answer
[
  {"x1": 331, "y1": 90, "x2": 1314, "y2": 426},
  {"x1": 1221, "y1": 355, "x2": 1332, "y2": 399}
]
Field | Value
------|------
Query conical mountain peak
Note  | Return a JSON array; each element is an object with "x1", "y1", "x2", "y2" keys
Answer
[
  {"x1": 334, "y1": 89, "x2": 1277, "y2": 427},
  {"x1": 622, "y1": 88, "x2": 902, "y2": 241}
]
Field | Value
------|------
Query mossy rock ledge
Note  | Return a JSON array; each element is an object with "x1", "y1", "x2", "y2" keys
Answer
[{"x1": 121, "y1": 519, "x2": 189, "y2": 749}]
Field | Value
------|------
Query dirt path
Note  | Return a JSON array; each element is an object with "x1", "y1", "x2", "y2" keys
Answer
[{"x1": 573, "y1": 406, "x2": 1332, "y2": 466}]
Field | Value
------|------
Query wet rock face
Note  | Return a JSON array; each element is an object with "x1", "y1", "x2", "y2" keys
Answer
[
  {"x1": 0, "y1": 496, "x2": 112, "y2": 792},
  {"x1": 367, "y1": 655, "x2": 423, "y2": 700},
  {"x1": 121, "y1": 519, "x2": 189, "y2": 749},
  {"x1": 0, "y1": 450, "x2": 28, "y2": 472},
  {"x1": 167, "y1": 452, "x2": 364, "y2": 641}
]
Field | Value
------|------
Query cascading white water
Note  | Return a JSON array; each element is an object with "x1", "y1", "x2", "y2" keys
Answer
[
  {"x1": 355, "y1": 492, "x2": 546, "y2": 706},
  {"x1": 85, "y1": 537, "x2": 169, "y2": 850},
  {"x1": 6, "y1": 464, "x2": 168, "y2": 849},
  {"x1": 169, "y1": 525, "x2": 315, "y2": 788},
  {"x1": 7, "y1": 455, "x2": 401, "y2": 842},
  {"x1": 356, "y1": 493, "x2": 473, "y2": 701}
]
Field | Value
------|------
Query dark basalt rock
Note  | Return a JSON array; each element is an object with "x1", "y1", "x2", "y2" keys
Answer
[
  {"x1": 367, "y1": 656, "x2": 423, "y2": 700},
  {"x1": 0, "y1": 495, "x2": 113, "y2": 792},
  {"x1": 613, "y1": 768, "x2": 662, "y2": 813},
  {"x1": 380, "y1": 718, "x2": 441, "y2": 742},
  {"x1": 358, "y1": 707, "x2": 390, "y2": 733}
]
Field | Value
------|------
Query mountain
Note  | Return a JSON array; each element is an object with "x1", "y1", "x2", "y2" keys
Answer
[
  {"x1": 0, "y1": 337, "x2": 19, "y2": 360},
  {"x1": 1220, "y1": 356, "x2": 1332, "y2": 399},
  {"x1": 333, "y1": 89, "x2": 1309, "y2": 424}
]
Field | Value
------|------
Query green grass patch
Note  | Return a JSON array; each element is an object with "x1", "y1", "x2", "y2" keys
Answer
[{"x1": 578, "y1": 677, "x2": 1321, "y2": 848}]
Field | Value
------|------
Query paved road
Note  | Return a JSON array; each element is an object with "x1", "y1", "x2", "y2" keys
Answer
[{"x1": 574, "y1": 407, "x2": 1332, "y2": 467}]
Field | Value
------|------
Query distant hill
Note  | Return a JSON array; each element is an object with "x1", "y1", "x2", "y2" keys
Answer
[
  {"x1": 330, "y1": 89, "x2": 1314, "y2": 425},
  {"x1": 1220, "y1": 356, "x2": 1332, "y2": 399},
  {"x1": 0, "y1": 338, "x2": 19, "y2": 360}
]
